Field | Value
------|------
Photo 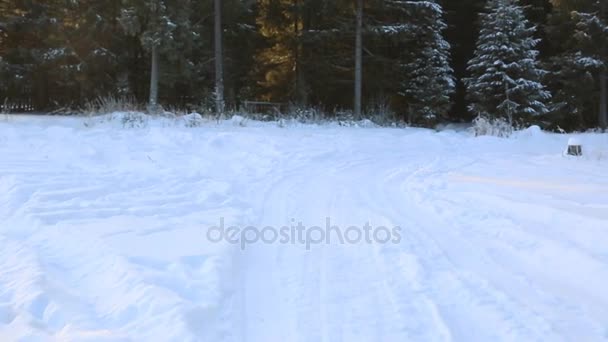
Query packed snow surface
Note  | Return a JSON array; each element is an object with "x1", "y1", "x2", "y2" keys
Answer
[{"x1": 1, "y1": 114, "x2": 608, "y2": 341}]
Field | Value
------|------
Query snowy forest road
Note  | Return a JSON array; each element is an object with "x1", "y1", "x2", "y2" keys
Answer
[
  {"x1": 0, "y1": 116, "x2": 607, "y2": 341},
  {"x1": 234, "y1": 129, "x2": 608, "y2": 342}
]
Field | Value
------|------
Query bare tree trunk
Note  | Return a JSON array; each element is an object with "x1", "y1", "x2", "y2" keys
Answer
[
  {"x1": 600, "y1": 0, "x2": 608, "y2": 130},
  {"x1": 214, "y1": 0, "x2": 225, "y2": 115},
  {"x1": 148, "y1": 44, "x2": 159, "y2": 113},
  {"x1": 294, "y1": 0, "x2": 306, "y2": 106},
  {"x1": 354, "y1": 0, "x2": 363, "y2": 119},
  {"x1": 601, "y1": 71, "x2": 607, "y2": 129}
]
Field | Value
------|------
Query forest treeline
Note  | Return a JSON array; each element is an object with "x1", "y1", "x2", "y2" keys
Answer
[{"x1": 0, "y1": 0, "x2": 606, "y2": 130}]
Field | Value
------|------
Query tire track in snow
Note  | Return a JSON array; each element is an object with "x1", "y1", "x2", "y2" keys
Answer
[
  {"x1": 416, "y1": 174, "x2": 608, "y2": 340},
  {"x1": 354, "y1": 155, "x2": 563, "y2": 341},
  {"x1": 235, "y1": 141, "x2": 455, "y2": 341}
]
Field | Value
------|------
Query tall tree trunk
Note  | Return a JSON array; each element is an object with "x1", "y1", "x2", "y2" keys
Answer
[
  {"x1": 148, "y1": 44, "x2": 160, "y2": 113},
  {"x1": 600, "y1": 0, "x2": 608, "y2": 130},
  {"x1": 601, "y1": 71, "x2": 607, "y2": 129},
  {"x1": 214, "y1": 0, "x2": 225, "y2": 115},
  {"x1": 294, "y1": 0, "x2": 307, "y2": 106},
  {"x1": 354, "y1": 0, "x2": 363, "y2": 119}
]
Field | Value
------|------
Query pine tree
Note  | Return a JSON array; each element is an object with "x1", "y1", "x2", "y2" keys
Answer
[
  {"x1": 365, "y1": 0, "x2": 418, "y2": 118},
  {"x1": 600, "y1": 0, "x2": 608, "y2": 129},
  {"x1": 64, "y1": 0, "x2": 128, "y2": 102},
  {"x1": 359, "y1": 0, "x2": 454, "y2": 124},
  {"x1": 214, "y1": 0, "x2": 225, "y2": 114},
  {"x1": 119, "y1": 0, "x2": 177, "y2": 110},
  {"x1": 573, "y1": 2, "x2": 608, "y2": 129},
  {"x1": 0, "y1": 0, "x2": 66, "y2": 109},
  {"x1": 543, "y1": 0, "x2": 607, "y2": 129},
  {"x1": 159, "y1": 0, "x2": 257, "y2": 109},
  {"x1": 465, "y1": 0, "x2": 551, "y2": 124},
  {"x1": 397, "y1": 0, "x2": 455, "y2": 124},
  {"x1": 254, "y1": 0, "x2": 310, "y2": 105},
  {"x1": 443, "y1": 0, "x2": 487, "y2": 121}
]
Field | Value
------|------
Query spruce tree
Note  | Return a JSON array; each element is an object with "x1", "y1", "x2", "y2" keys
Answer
[
  {"x1": 465, "y1": 0, "x2": 551, "y2": 124},
  {"x1": 0, "y1": 0, "x2": 65, "y2": 109},
  {"x1": 254, "y1": 0, "x2": 353, "y2": 107},
  {"x1": 572, "y1": 4, "x2": 608, "y2": 129},
  {"x1": 362, "y1": 0, "x2": 454, "y2": 124},
  {"x1": 398, "y1": 0, "x2": 455, "y2": 124},
  {"x1": 65, "y1": 0, "x2": 128, "y2": 102},
  {"x1": 543, "y1": 0, "x2": 607, "y2": 129},
  {"x1": 119, "y1": 0, "x2": 177, "y2": 110}
]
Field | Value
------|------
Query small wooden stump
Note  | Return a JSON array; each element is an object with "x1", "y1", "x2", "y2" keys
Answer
[{"x1": 567, "y1": 137, "x2": 583, "y2": 156}]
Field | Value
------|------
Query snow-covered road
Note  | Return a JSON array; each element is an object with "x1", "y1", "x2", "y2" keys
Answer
[{"x1": 1, "y1": 115, "x2": 607, "y2": 341}]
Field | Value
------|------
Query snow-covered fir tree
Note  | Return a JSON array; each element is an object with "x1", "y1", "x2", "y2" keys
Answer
[
  {"x1": 465, "y1": 0, "x2": 551, "y2": 124},
  {"x1": 397, "y1": 0, "x2": 455, "y2": 124},
  {"x1": 367, "y1": 0, "x2": 454, "y2": 124},
  {"x1": 572, "y1": 5, "x2": 608, "y2": 128}
]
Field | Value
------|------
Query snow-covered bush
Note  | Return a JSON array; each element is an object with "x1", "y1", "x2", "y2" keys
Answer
[
  {"x1": 287, "y1": 106, "x2": 324, "y2": 123},
  {"x1": 335, "y1": 110, "x2": 357, "y2": 126},
  {"x1": 118, "y1": 112, "x2": 150, "y2": 128},
  {"x1": 357, "y1": 119, "x2": 377, "y2": 128},
  {"x1": 231, "y1": 115, "x2": 248, "y2": 127},
  {"x1": 83, "y1": 112, "x2": 150, "y2": 128},
  {"x1": 180, "y1": 112, "x2": 205, "y2": 127},
  {"x1": 471, "y1": 115, "x2": 513, "y2": 137}
]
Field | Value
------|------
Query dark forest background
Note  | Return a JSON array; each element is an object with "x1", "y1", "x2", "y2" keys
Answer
[{"x1": 0, "y1": 0, "x2": 606, "y2": 131}]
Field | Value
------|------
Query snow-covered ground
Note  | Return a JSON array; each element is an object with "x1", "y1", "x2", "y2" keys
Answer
[{"x1": 1, "y1": 114, "x2": 607, "y2": 342}]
